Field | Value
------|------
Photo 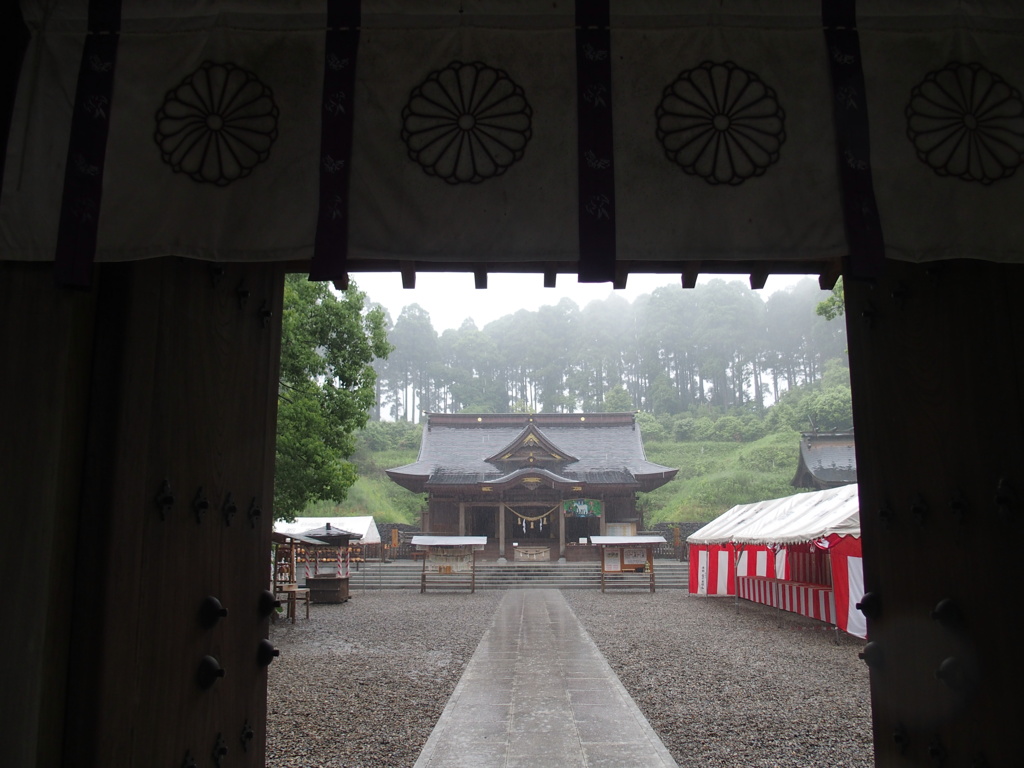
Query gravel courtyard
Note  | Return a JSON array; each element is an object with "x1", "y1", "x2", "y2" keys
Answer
[{"x1": 266, "y1": 589, "x2": 873, "y2": 767}]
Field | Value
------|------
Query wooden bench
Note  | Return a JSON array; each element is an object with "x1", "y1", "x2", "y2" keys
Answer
[
  {"x1": 410, "y1": 550, "x2": 426, "y2": 561},
  {"x1": 420, "y1": 572, "x2": 475, "y2": 594}
]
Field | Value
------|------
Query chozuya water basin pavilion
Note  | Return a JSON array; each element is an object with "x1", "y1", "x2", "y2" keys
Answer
[{"x1": 386, "y1": 413, "x2": 678, "y2": 562}]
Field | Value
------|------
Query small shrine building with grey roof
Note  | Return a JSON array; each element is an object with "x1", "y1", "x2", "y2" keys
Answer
[
  {"x1": 791, "y1": 431, "x2": 857, "y2": 490},
  {"x1": 386, "y1": 412, "x2": 678, "y2": 562}
]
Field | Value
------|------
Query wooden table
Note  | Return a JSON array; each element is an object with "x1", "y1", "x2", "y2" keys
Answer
[{"x1": 274, "y1": 584, "x2": 310, "y2": 623}]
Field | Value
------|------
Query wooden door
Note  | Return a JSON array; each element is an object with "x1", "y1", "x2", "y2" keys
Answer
[
  {"x1": 846, "y1": 259, "x2": 1024, "y2": 767},
  {"x1": 1, "y1": 262, "x2": 99, "y2": 768},
  {"x1": 63, "y1": 258, "x2": 284, "y2": 767}
]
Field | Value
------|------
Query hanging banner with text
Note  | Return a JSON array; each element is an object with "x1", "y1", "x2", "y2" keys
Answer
[{"x1": 602, "y1": 547, "x2": 621, "y2": 573}]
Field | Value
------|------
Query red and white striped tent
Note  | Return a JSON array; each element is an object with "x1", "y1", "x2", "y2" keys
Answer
[{"x1": 687, "y1": 484, "x2": 866, "y2": 638}]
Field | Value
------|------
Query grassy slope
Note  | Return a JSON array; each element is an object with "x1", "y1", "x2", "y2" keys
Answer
[
  {"x1": 300, "y1": 447, "x2": 423, "y2": 524},
  {"x1": 642, "y1": 430, "x2": 802, "y2": 524}
]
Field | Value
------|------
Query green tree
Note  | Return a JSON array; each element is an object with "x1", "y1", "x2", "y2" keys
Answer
[
  {"x1": 768, "y1": 358, "x2": 853, "y2": 433},
  {"x1": 441, "y1": 320, "x2": 507, "y2": 414},
  {"x1": 816, "y1": 277, "x2": 845, "y2": 321},
  {"x1": 274, "y1": 275, "x2": 392, "y2": 520},
  {"x1": 649, "y1": 372, "x2": 683, "y2": 415},
  {"x1": 820, "y1": 357, "x2": 851, "y2": 388},
  {"x1": 383, "y1": 304, "x2": 438, "y2": 421},
  {"x1": 635, "y1": 410, "x2": 668, "y2": 441},
  {"x1": 529, "y1": 298, "x2": 580, "y2": 412},
  {"x1": 693, "y1": 280, "x2": 766, "y2": 409},
  {"x1": 509, "y1": 398, "x2": 535, "y2": 414},
  {"x1": 602, "y1": 385, "x2": 633, "y2": 412},
  {"x1": 356, "y1": 420, "x2": 422, "y2": 453},
  {"x1": 800, "y1": 384, "x2": 853, "y2": 431},
  {"x1": 571, "y1": 295, "x2": 631, "y2": 411},
  {"x1": 644, "y1": 287, "x2": 699, "y2": 407}
]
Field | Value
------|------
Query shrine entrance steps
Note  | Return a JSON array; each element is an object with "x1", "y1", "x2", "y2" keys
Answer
[
  {"x1": 413, "y1": 589, "x2": 678, "y2": 768},
  {"x1": 346, "y1": 560, "x2": 689, "y2": 591}
]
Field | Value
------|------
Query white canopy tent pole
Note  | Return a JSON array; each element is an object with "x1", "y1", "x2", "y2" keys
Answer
[{"x1": 733, "y1": 543, "x2": 744, "y2": 612}]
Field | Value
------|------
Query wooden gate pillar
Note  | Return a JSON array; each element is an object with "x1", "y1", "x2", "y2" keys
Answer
[
  {"x1": 1, "y1": 258, "x2": 285, "y2": 767},
  {"x1": 1, "y1": 263, "x2": 98, "y2": 768},
  {"x1": 846, "y1": 259, "x2": 1023, "y2": 767}
]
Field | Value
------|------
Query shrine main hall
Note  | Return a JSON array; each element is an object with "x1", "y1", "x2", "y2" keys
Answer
[{"x1": 386, "y1": 413, "x2": 678, "y2": 561}]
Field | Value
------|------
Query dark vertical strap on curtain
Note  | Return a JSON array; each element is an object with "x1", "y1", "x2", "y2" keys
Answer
[
  {"x1": 822, "y1": 0, "x2": 884, "y2": 279},
  {"x1": 54, "y1": 0, "x2": 122, "y2": 288},
  {"x1": 310, "y1": 0, "x2": 361, "y2": 283},
  {"x1": 0, "y1": 3, "x2": 30, "y2": 203},
  {"x1": 575, "y1": 0, "x2": 616, "y2": 284}
]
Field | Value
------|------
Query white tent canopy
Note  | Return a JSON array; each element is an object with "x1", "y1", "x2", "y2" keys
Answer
[
  {"x1": 274, "y1": 516, "x2": 381, "y2": 545},
  {"x1": 687, "y1": 495, "x2": 795, "y2": 546},
  {"x1": 687, "y1": 484, "x2": 865, "y2": 638},
  {"x1": 688, "y1": 484, "x2": 860, "y2": 546}
]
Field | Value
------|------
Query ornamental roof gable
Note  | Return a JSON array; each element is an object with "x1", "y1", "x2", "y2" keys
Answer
[{"x1": 484, "y1": 423, "x2": 578, "y2": 467}]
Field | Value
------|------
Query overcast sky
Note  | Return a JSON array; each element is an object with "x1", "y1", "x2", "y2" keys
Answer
[{"x1": 350, "y1": 271, "x2": 823, "y2": 332}]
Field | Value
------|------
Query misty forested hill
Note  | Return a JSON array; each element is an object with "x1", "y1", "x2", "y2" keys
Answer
[
  {"x1": 368, "y1": 277, "x2": 844, "y2": 422},
  {"x1": 302, "y1": 277, "x2": 847, "y2": 525}
]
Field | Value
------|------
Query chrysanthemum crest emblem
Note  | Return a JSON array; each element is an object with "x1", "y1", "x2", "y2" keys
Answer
[
  {"x1": 154, "y1": 62, "x2": 279, "y2": 186},
  {"x1": 401, "y1": 61, "x2": 533, "y2": 184},
  {"x1": 906, "y1": 62, "x2": 1024, "y2": 185},
  {"x1": 656, "y1": 61, "x2": 786, "y2": 185}
]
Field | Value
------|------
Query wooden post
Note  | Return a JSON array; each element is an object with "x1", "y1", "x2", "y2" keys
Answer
[
  {"x1": 458, "y1": 502, "x2": 465, "y2": 536},
  {"x1": 558, "y1": 500, "x2": 566, "y2": 559},
  {"x1": 498, "y1": 502, "x2": 506, "y2": 560},
  {"x1": 420, "y1": 547, "x2": 427, "y2": 593}
]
